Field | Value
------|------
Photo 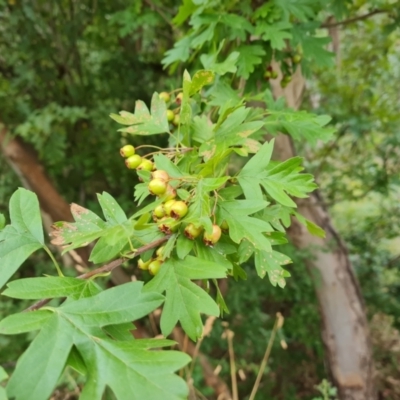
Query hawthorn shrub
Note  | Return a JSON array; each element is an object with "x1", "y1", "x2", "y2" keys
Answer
[{"x1": 0, "y1": 69, "x2": 334, "y2": 399}]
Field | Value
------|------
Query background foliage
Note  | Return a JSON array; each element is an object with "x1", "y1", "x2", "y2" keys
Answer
[{"x1": 0, "y1": 0, "x2": 400, "y2": 399}]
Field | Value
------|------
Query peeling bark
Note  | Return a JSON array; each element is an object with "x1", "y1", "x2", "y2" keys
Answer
[{"x1": 268, "y1": 67, "x2": 376, "y2": 400}]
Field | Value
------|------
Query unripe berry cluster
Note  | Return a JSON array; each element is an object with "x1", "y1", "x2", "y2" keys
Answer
[
  {"x1": 159, "y1": 91, "x2": 183, "y2": 127},
  {"x1": 120, "y1": 145, "x2": 155, "y2": 171},
  {"x1": 137, "y1": 246, "x2": 166, "y2": 276}
]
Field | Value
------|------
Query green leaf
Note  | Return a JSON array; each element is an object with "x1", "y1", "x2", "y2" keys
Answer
[
  {"x1": 195, "y1": 241, "x2": 232, "y2": 271},
  {"x1": 218, "y1": 200, "x2": 273, "y2": 251},
  {"x1": 212, "y1": 107, "x2": 264, "y2": 153},
  {"x1": 0, "y1": 366, "x2": 7, "y2": 382},
  {"x1": 2, "y1": 277, "x2": 92, "y2": 299},
  {"x1": 293, "y1": 211, "x2": 326, "y2": 238},
  {"x1": 51, "y1": 203, "x2": 107, "y2": 251},
  {"x1": 0, "y1": 367, "x2": 7, "y2": 400},
  {"x1": 189, "y1": 70, "x2": 215, "y2": 95},
  {"x1": 184, "y1": 178, "x2": 227, "y2": 234},
  {"x1": 162, "y1": 36, "x2": 192, "y2": 67},
  {"x1": 115, "y1": 93, "x2": 170, "y2": 135},
  {"x1": 154, "y1": 154, "x2": 185, "y2": 178},
  {"x1": 0, "y1": 310, "x2": 52, "y2": 335},
  {"x1": 0, "y1": 188, "x2": 45, "y2": 289},
  {"x1": 220, "y1": 14, "x2": 254, "y2": 40},
  {"x1": 6, "y1": 316, "x2": 74, "y2": 400},
  {"x1": 264, "y1": 109, "x2": 335, "y2": 145},
  {"x1": 3, "y1": 282, "x2": 188, "y2": 400},
  {"x1": 0, "y1": 214, "x2": 5, "y2": 230},
  {"x1": 60, "y1": 281, "x2": 164, "y2": 327},
  {"x1": 173, "y1": 0, "x2": 197, "y2": 26},
  {"x1": 79, "y1": 340, "x2": 189, "y2": 400},
  {"x1": 255, "y1": 21, "x2": 292, "y2": 50},
  {"x1": 102, "y1": 322, "x2": 135, "y2": 341},
  {"x1": 181, "y1": 70, "x2": 193, "y2": 126},
  {"x1": 67, "y1": 346, "x2": 87, "y2": 375},
  {"x1": 236, "y1": 45, "x2": 266, "y2": 79},
  {"x1": 254, "y1": 250, "x2": 292, "y2": 287},
  {"x1": 51, "y1": 192, "x2": 134, "y2": 263},
  {"x1": 305, "y1": 220, "x2": 325, "y2": 238},
  {"x1": 200, "y1": 51, "x2": 239, "y2": 75},
  {"x1": 274, "y1": 0, "x2": 315, "y2": 21},
  {"x1": 97, "y1": 192, "x2": 127, "y2": 225},
  {"x1": 144, "y1": 256, "x2": 227, "y2": 340},
  {"x1": 239, "y1": 151, "x2": 317, "y2": 207},
  {"x1": 240, "y1": 140, "x2": 274, "y2": 175},
  {"x1": 176, "y1": 234, "x2": 194, "y2": 259}
]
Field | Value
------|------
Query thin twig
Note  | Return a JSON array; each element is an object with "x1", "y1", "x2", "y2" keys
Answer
[
  {"x1": 24, "y1": 235, "x2": 171, "y2": 312},
  {"x1": 321, "y1": 9, "x2": 387, "y2": 28},
  {"x1": 225, "y1": 329, "x2": 238, "y2": 400},
  {"x1": 248, "y1": 313, "x2": 284, "y2": 400}
]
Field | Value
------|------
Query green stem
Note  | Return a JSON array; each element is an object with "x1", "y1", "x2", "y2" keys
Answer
[
  {"x1": 44, "y1": 246, "x2": 64, "y2": 277},
  {"x1": 135, "y1": 144, "x2": 163, "y2": 151}
]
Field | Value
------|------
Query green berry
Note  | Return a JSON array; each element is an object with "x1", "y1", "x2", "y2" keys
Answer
[
  {"x1": 270, "y1": 70, "x2": 278, "y2": 79},
  {"x1": 137, "y1": 159, "x2": 154, "y2": 171},
  {"x1": 172, "y1": 114, "x2": 180, "y2": 126},
  {"x1": 138, "y1": 258, "x2": 151, "y2": 270},
  {"x1": 120, "y1": 145, "x2": 135, "y2": 158},
  {"x1": 184, "y1": 224, "x2": 203, "y2": 240},
  {"x1": 292, "y1": 54, "x2": 302, "y2": 64},
  {"x1": 167, "y1": 110, "x2": 175, "y2": 122},
  {"x1": 264, "y1": 70, "x2": 272, "y2": 79},
  {"x1": 163, "y1": 200, "x2": 176, "y2": 216},
  {"x1": 148, "y1": 260, "x2": 162, "y2": 276},
  {"x1": 203, "y1": 224, "x2": 222, "y2": 247},
  {"x1": 125, "y1": 154, "x2": 142, "y2": 169},
  {"x1": 158, "y1": 217, "x2": 179, "y2": 235},
  {"x1": 153, "y1": 204, "x2": 165, "y2": 219},
  {"x1": 152, "y1": 170, "x2": 169, "y2": 182},
  {"x1": 156, "y1": 246, "x2": 165, "y2": 258},
  {"x1": 170, "y1": 201, "x2": 188, "y2": 219},
  {"x1": 148, "y1": 179, "x2": 168, "y2": 196},
  {"x1": 159, "y1": 92, "x2": 170, "y2": 102},
  {"x1": 175, "y1": 92, "x2": 183, "y2": 105},
  {"x1": 163, "y1": 186, "x2": 177, "y2": 201}
]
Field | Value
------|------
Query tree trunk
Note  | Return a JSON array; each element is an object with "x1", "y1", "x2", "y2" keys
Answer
[
  {"x1": 0, "y1": 125, "x2": 130, "y2": 284},
  {"x1": 269, "y1": 67, "x2": 376, "y2": 400}
]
